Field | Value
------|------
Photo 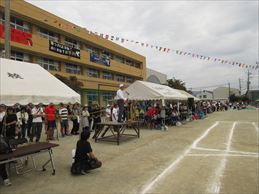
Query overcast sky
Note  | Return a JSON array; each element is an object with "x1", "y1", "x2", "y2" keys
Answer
[{"x1": 27, "y1": 0, "x2": 258, "y2": 91}]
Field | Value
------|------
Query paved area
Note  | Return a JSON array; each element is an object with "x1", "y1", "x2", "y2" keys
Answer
[{"x1": 0, "y1": 109, "x2": 258, "y2": 194}]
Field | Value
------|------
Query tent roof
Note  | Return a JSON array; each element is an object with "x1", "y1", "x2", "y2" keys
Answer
[
  {"x1": 124, "y1": 81, "x2": 188, "y2": 101},
  {"x1": 175, "y1": 89, "x2": 200, "y2": 101},
  {"x1": 0, "y1": 58, "x2": 80, "y2": 105}
]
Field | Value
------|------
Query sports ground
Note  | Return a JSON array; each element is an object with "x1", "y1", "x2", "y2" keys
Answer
[{"x1": 1, "y1": 109, "x2": 258, "y2": 194}]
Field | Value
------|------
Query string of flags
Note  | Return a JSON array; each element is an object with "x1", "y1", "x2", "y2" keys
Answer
[{"x1": 43, "y1": 18, "x2": 259, "y2": 70}]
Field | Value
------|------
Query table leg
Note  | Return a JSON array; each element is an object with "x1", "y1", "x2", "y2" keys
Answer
[
  {"x1": 117, "y1": 126, "x2": 121, "y2": 145},
  {"x1": 42, "y1": 149, "x2": 56, "y2": 175}
]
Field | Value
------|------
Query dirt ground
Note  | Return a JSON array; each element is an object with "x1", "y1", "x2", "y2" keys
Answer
[{"x1": 0, "y1": 109, "x2": 258, "y2": 194}]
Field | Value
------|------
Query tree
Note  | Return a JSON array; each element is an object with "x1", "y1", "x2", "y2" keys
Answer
[
  {"x1": 167, "y1": 78, "x2": 187, "y2": 91},
  {"x1": 54, "y1": 74, "x2": 83, "y2": 92},
  {"x1": 229, "y1": 94, "x2": 239, "y2": 102}
]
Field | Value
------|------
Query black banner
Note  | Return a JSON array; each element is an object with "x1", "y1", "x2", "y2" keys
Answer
[{"x1": 49, "y1": 40, "x2": 80, "y2": 59}]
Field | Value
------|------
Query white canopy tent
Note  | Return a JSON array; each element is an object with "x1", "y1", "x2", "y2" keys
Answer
[
  {"x1": 0, "y1": 58, "x2": 80, "y2": 105},
  {"x1": 124, "y1": 81, "x2": 188, "y2": 101}
]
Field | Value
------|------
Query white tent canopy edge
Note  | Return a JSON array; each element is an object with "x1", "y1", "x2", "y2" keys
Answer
[
  {"x1": 0, "y1": 58, "x2": 80, "y2": 106},
  {"x1": 124, "y1": 80, "x2": 191, "y2": 102}
]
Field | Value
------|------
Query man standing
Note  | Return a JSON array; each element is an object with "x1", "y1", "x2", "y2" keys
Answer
[
  {"x1": 59, "y1": 103, "x2": 69, "y2": 137},
  {"x1": 31, "y1": 104, "x2": 44, "y2": 142},
  {"x1": 45, "y1": 103, "x2": 56, "y2": 141},
  {"x1": 116, "y1": 84, "x2": 127, "y2": 122}
]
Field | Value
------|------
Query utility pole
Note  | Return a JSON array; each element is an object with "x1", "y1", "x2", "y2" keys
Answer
[
  {"x1": 247, "y1": 71, "x2": 252, "y2": 93},
  {"x1": 238, "y1": 78, "x2": 241, "y2": 95},
  {"x1": 4, "y1": 0, "x2": 11, "y2": 59},
  {"x1": 228, "y1": 82, "x2": 231, "y2": 100}
]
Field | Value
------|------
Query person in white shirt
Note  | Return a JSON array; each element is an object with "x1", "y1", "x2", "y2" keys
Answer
[
  {"x1": 0, "y1": 104, "x2": 6, "y2": 135},
  {"x1": 58, "y1": 103, "x2": 69, "y2": 137},
  {"x1": 112, "y1": 104, "x2": 119, "y2": 122},
  {"x1": 31, "y1": 104, "x2": 44, "y2": 142},
  {"x1": 115, "y1": 84, "x2": 127, "y2": 122},
  {"x1": 105, "y1": 104, "x2": 111, "y2": 122},
  {"x1": 16, "y1": 107, "x2": 29, "y2": 139},
  {"x1": 80, "y1": 105, "x2": 90, "y2": 132}
]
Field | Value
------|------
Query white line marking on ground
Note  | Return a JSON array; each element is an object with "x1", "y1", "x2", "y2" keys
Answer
[
  {"x1": 218, "y1": 121, "x2": 257, "y2": 124},
  {"x1": 186, "y1": 154, "x2": 259, "y2": 157},
  {"x1": 192, "y1": 122, "x2": 219, "y2": 148},
  {"x1": 209, "y1": 122, "x2": 236, "y2": 194},
  {"x1": 252, "y1": 122, "x2": 258, "y2": 133},
  {"x1": 194, "y1": 147, "x2": 258, "y2": 155},
  {"x1": 140, "y1": 122, "x2": 219, "y2": 194}
]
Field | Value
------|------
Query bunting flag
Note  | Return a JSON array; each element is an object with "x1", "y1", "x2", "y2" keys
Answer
[{"x1": 44, "y1": 18, "x2": 258, "y2": 70}]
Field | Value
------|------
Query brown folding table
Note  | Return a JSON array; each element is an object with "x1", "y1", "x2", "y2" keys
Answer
[
  {"x1": 94, "y1": 121, "x2": 140, "y2": 145},
  {"x1": 0, "y1": 142, "x2": 59, "y2": 175}
]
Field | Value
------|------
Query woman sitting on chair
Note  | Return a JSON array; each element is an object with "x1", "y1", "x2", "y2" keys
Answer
[{"x1": 72, "y1": 131, "x2": 102, "y2": 175}]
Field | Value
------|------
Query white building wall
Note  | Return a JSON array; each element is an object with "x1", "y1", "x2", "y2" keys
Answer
[
  {"x1": 146, "y1": 68, "x2": 167, "y2": 84},
  {"x1": 213, "y1": 87, "x2": 240, "y2": 100}
]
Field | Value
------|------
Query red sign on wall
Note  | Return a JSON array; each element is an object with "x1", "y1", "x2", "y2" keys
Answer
[{"x1": 0, "y1": 24, "x2": 33, "y2": 46}]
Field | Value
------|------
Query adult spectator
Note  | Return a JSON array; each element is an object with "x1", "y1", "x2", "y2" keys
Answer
[
  {"x1": 0, "y1": 164, "x2": 11, "y2": 186},
  {"x1": 72, "y1": 131, "x2": 102, "y2": 175},
  {"x1": 59, "y1": 103, "x2": 69, "y2": 137},
  {"x1": 0, "y1": 104, "x2": 6, "y2": 135},
  {"x1": 116, "y1": 84, "x2": 127, "y2": 122},
  {"x1": 31, "y1": 104, "x2": 44, "y2": 142},
  {"x1": 71, "y1": 103, "x2": 80, "y2": 135},
  {"x1": 92, "y1": 103, "x2": 101, "y2": 131},
  {"x1": 112, "y1": 104, "x2": 119, "y2": 122},
  {"x1": 44, "y1": 103, "x2": 57, "y2": 141},
  {"x1": 4, "y1": 107, "x2": 17, "y2": 139},
  {"x1": 80, "y1": 105, "x2": 90, "y2": 133},
  {"x1": 26, "y1": 103, "x2": 33, "y2": 139},
  {"x1": 16, "y1": 107, "x2": 29, "y2": 139},
  {"x1": 105, "y1": 104, "x2": 111, "y2": 122}
]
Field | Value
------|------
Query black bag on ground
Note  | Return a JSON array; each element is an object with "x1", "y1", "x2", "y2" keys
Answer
[
  {"x1": 0, "y1": 135, "x2": 12, "y2": 154},
  {"x1": 71, "y1": 162, "x2": 81, "y2": 175}
]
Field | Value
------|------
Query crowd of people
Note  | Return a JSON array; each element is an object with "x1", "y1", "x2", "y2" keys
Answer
[
  {"x1": 0, "y1": 102, "x2": 104, "y2": 186},
  {"x1": 0, "y1": 83, "x2": 238, "y2": 186}
]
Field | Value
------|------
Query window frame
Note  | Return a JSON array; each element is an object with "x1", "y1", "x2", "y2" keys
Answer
[
  {"x1": 102, "y1": 71, "x2": 113, "y2": 80},
  {"x1": 87, "y1": 68, "x2": 100, "y2": 78},
  {"x1": 64, "y1": 37, "x2": 80, "y2": 49},
  {"x1": 38, "y1": 28, "x2": 59, "y2": 42},
  {"x1": 10, "y1": 51, "x2": 30, "y2": 62},
  {"x1": 38, "y1": 57, "x2": 60, "y2": 72},
  {"x1": 65, "y1": 63, "x2": 81, "y2": 75}
]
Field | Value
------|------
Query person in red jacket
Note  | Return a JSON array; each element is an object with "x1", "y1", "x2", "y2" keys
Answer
[{"x1": 44, "y1": 103, "x2": 56, "y2": 141}]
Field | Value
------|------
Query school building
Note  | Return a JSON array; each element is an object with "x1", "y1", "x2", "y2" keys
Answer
[{"x1": 0, "y1": 0, "x2": 146, "y2": 107}]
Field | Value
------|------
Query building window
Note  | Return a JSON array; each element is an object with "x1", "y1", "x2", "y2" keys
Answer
[
  {"x1": 64, "y1": 37, "x2": 80, "y2": 49},
  {"x1": 113, "y1": 55, "x2": 124, "y2": 64},
  {"x1": 126, "y1": 76, "x2": 134, "y2": 83},
  {"x1": 38, "y1": 57, "x2": 60, "y2": 71},
  {"x1": 115, "y1": 74, "x2": 125, "y2": 82},
  {"x1": 0, "y1": 16, "x2": 30, "y2": 32},
  {"x1": 126, "y1": 59, "x2": 134, "y2": 66},
  {"x1": 38, "y1": 28, "x2": 59, "y2": 42},
  {"x1": 10, "y1": 51, "x2": 30, "y2": 62},
  {"x1": 203, "y1": 95, "x2": 207, "y2": 98},
  {"x1": 65, "y1": 63, "x2": 81, "y2": 74},
  {"x1": 135, "y1": 62, "x2": 141, "y2": 68},
  {"x1": 10, "y1": 17, "x2": 30, "y2": 32},
  {"x1": 87, "y1": 91, "x2": 98, "y2": 105},
  {"x1": 102, "y1": 92, "x2": 115, "y2": 102},
  {"x1": 85, "y1": 44, "x2": 100, "y2": 54},
  {"x1": 87, "y1": 68, "x2": 99, "y2": 78},
  {"x1": 102, "y1": 71, "x2": 113, "y2": 80},
  {"x1": 102, "y1": 51, "x2": 112, "y2": 58}
]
